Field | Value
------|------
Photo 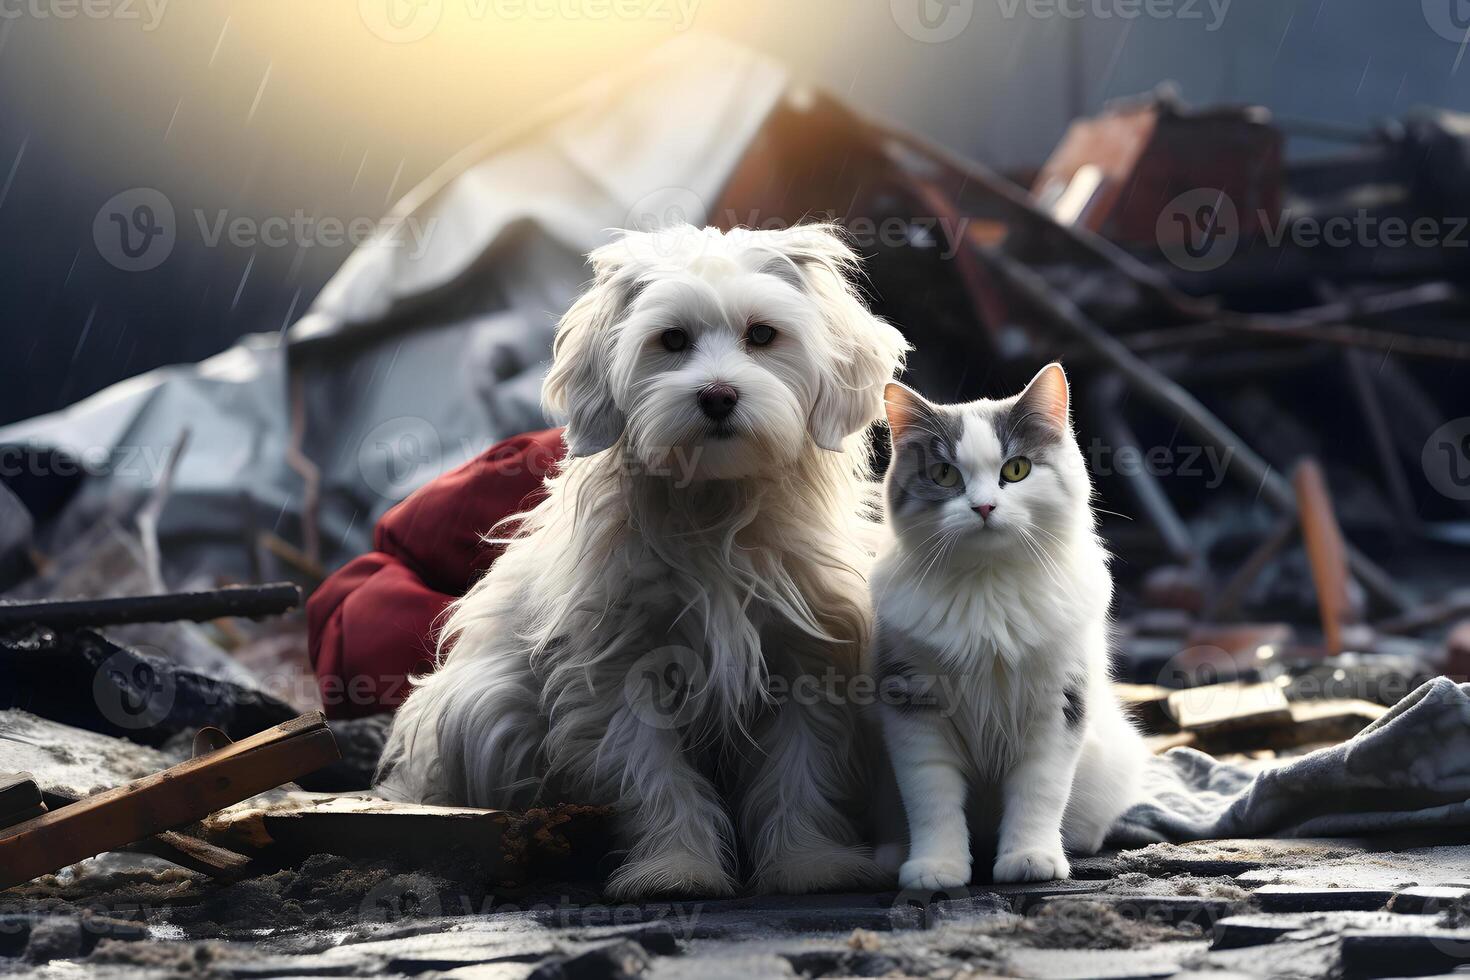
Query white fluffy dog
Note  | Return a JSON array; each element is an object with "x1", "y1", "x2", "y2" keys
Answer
[{"x1": 378, "y1": 223, "x2": 909, "y2": 898}]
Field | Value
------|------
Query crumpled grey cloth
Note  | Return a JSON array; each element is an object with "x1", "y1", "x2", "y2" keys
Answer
[{"x1": 1114, "y1": 677, "x2": 1470, "y2": 845}]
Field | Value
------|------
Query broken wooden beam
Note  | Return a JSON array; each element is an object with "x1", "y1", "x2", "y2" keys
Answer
[
  {"x1": 125, "y1": 830, "x2": 255, "y2": 880},
  {"x1": 0, "y1": 712, "x2": 339, "y2": 889},
  {"x1": 0, "y1": 582, "x2": 302, "y2": 631},
  {"x1": 1293, "y1": 460, "x2": 1359, "y2": 656},
  {"x1": 35, "y1": 784, "x2": 256, "y2": 881}
]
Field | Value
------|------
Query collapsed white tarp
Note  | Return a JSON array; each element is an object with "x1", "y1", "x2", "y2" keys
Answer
[{"x1": 0, "y1": 36, "x2": 788, "y2": 586}]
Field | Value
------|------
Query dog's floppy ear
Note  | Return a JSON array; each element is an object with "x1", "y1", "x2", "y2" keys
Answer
[
  {"x1": 772, "y1": 224, "x2": 910, "y2": 452},
  {"x1": 542, "y1": 241, "x2": 637, "y2": 457}
]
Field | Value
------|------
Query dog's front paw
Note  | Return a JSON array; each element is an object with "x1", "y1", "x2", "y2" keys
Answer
[
  {"x1": 898, "y1": 856, "x2": 971, "y2": 891},
  {"x1": 993, "y1": 847, "x2": 1070, "y2": 883},
  {"x1": 752, "y1": 845, "x2": 890, "y2": 895},
  {"x1": 606, "y1": 852, "x2": 736, "y2": 900}
]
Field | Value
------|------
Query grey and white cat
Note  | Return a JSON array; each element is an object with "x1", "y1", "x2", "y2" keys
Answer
[{"x1": 869, "y1": 363, "x2": 1144, "y2": 887}]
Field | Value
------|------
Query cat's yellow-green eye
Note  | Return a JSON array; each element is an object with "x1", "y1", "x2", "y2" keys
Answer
[
  {"x1": 1001, "y1": 456, "x2": 1032, "y2": 483},
  {"x1": 929, "y1": 462, "x2": 961, "y2": 487}
]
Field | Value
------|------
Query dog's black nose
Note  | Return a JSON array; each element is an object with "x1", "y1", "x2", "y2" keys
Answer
[{"x1": 698, "y1": 383, "x2": 739, "y2": 421}]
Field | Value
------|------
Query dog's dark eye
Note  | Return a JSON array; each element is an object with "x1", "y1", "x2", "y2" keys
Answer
[
  {"x1": 661, "y1": 328, "x2": 689, "y2": 353},
  {"x1": 746, "y1": 323, "x2": 777, "y2": 347}
]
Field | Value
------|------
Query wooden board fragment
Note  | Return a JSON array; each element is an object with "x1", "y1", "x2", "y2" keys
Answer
[
  {"x1": 0, "y1": 712, "x2": 339, "y2": 889},
  {"x1": 203, "y1": 792, "x2": 612, "y2": 883},
  {"x1": 1165, "y1": 682, "x2": 1292, "y2": 733},
  {"x1": 125, "y1": 830, "x2": 254, "y2": 880},
  {"x1": 205, "y1": 792, "x2": 517, "y2": 877},
  {"x1": 0, "y1": 772, "x2": 46, "y2": 828}
]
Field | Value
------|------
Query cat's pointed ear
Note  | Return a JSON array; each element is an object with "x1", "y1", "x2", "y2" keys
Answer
[
  {"x1": 1016, "y1": 362, "x2": 1070, "y2": 433},
  {"x1": 884, "y1": 382, "x2": 932, "y2": 440}
]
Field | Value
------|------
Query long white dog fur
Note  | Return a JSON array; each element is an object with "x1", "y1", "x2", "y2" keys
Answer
[{"x1": 378, "y1": 223, "x2": 909, "y2": 897}]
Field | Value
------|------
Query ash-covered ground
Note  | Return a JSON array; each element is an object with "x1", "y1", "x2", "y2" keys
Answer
[{"x1": 4, "y1": 836, "x2": 1469, "y2": 979}]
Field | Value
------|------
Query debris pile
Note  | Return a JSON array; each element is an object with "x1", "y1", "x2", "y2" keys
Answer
[{"x1": 2, "y1": 72, "x2": 1470, "y2": 977}]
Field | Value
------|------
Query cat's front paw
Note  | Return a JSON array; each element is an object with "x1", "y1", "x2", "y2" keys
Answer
[
  {"x1": 993, "y1": 847, "x2": 1070, "y2": 883},
  {"x1": 899, "y1": 856, "x2": 971, "y2": 891}
]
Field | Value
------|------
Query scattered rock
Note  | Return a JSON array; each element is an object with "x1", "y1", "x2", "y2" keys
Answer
[
  {"x1": 1389, "y1": 886, "x2": 1470, "y2": 915},
  {"x1": 1253, "y1": 884, "x2": 1394, "y2": 912},
  {"x1": 528, "y1": 939, "x2": 653, "y2": 980}
]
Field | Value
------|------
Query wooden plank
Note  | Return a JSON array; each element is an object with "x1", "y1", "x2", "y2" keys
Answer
[
  {"x1": 205, "y1": 792, "x2": 516, "y2": 878},
  {"x1": 1165, "y1": 682, "x2": 1292, "y2": 733},
  {"x1": 37, "y1": 785, "x2": 255, "y2": 881},
  {"x1": 203, "y1": 793, "x2": 613, "y2": 884},
  {"x1": 0, "y1": 712, "x2": 339, "y2": 889},
  {"x1": 0, "y1": 772, "x2": 46, "y2": 829}
]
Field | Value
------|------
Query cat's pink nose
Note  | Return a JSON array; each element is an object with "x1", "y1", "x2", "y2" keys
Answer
[{"x1": 974, "y1": 503, "x2": 996, "y2": 520}]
